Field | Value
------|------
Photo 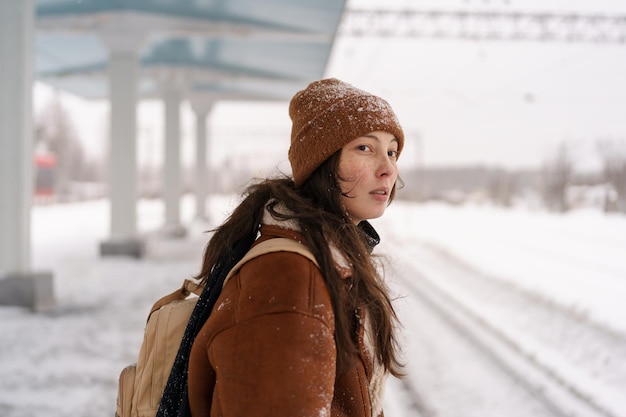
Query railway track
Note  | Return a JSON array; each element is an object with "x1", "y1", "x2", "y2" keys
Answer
[
  {"x1": 386, "y1": 241, "x2": 625, "y2": 417},
  {"x1": 385, "y1": 372, "x2": 435, "y2": 417}
]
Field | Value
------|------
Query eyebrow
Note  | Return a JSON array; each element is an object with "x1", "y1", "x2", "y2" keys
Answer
[{"x1": 362, "y1": 134, "x2": 399, "y2": 146}]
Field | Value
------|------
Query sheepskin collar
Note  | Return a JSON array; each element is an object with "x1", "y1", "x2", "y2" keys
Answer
[{"x1": 262, "y1": 201, "x2": 380, "y2": 249}]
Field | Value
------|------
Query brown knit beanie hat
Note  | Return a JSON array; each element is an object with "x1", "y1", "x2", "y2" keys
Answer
[{"x1": 288, "y1": 78, "x2": 404, "y2": 187}]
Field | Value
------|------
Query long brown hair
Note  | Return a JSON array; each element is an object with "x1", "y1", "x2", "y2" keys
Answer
[{"x1": 195, "y1": 151, "x2": 403, "y2": 377}]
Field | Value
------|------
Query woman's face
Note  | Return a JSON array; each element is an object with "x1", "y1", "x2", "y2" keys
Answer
[{"x1": 337, "y1": 131, "x2": 399, "y2": 224}]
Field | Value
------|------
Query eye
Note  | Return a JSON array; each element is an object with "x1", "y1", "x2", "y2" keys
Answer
[
  {"x1": 357, "y1": 145, "x2": 372, "y2": 152},
  {"x1": 388, "y1": 150, "x2": 399, "y2": 159}
]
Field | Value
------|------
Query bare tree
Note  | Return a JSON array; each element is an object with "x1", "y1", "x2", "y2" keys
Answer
[
  {"x1": 541, "y1": 142, "x2": 573, "y2": 213},
  {"x1": 597, "y1": 139, "x2": 626, "y2": 213},
  {"x1": 34, "y1": 91, "x2": 85, "y2": 197},
  {"x1": 488, "y1": 169, "x2": 517, "y2": 207}
]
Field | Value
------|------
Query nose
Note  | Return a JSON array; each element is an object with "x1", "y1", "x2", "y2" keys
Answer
[{"x1": 376, "y1": 153, "x2": 397, "y2": 178}]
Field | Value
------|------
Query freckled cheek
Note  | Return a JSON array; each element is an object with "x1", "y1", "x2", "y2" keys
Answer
[
  {"x1": 338, "y1": 160, "x2": 368, "y2": 183},
  {"x1": 338, "y1": 168, "x2": 368, "y2": 197}
]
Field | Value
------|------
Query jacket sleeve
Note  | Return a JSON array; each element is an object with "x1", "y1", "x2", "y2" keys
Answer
[{"x1": 206, "y1": 252, "x2": 337, "y2": 417}]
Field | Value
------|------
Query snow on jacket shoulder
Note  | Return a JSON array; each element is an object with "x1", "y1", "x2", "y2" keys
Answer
[{"x1": 187, "y1": 226, "x2": 377, "y2": 417}]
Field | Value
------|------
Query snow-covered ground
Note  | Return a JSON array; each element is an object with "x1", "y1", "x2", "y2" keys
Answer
[
  {"x1": 375, "y1": 202, "x2": 626, "y2": 417},
  {"x1": 378, "y1": 203, "x2": 626, "y2": 335},
  {"x1": 0, "y1": 195, "x2": 624, "y2": 417}
]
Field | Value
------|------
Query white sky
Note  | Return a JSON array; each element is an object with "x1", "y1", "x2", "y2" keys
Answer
[
  {"x1": 328, "y1": 0, "x2": 626, "y2": 170},
  {"x1": 34, "y1": 0, "x2": 626, "y2": 173}
]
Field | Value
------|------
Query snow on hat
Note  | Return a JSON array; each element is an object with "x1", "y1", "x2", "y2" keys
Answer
[{"x1": 288, "y1": 78, "x2": 404, "y2": 187}]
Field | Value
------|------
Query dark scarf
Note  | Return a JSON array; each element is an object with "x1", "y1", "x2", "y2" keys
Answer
[
  {"x1": 358, "y1": 220, "x2": 380, "y2": 253},
  {"x1": 156, "y1": 221, "x2": 379, "y2": 417}
]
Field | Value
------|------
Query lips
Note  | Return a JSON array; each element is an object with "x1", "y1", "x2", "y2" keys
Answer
[
  {"x1": 370, "y1": 187, "x2": 390, "y2": 201},
  {"x1": 370, "y1": 187, "x2": 390, "y2": 195}
]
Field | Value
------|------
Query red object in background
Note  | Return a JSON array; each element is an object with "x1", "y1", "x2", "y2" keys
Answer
[{"x1": 34, "y1": 154, "x2": 56, "y2": 196}]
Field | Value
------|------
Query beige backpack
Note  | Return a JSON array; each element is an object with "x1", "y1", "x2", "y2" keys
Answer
[{"x1": 115, "y1": 238, "x2": 317, "y2": 417}]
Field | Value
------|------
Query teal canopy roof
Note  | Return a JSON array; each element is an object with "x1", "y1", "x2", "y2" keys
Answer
[{"x1": 35, "y1": 0, "x2": 346, "y2": 99}]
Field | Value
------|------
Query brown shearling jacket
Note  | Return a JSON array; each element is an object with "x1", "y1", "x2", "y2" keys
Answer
[{"x1": 187, "y1": 225, "x2": 382, "y2": 417}]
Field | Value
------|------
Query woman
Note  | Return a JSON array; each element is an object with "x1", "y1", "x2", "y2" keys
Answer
[{"x1": 160, "y1": 78, "x2": 405, "y2": 417}]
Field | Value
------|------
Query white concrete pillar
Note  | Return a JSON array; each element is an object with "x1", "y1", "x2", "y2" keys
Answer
[
  {"x1": 0, "y1": 0, "x2": 54, "y2": 310},
  {"x1": 190, "y1": 97, "x2": 214, "y2": 221},
  {"x1": 160, "y1": 88, "x2": 187, "y2": 238},
  {"x1": 99, "y1": 33, "x2": 144, "y2": 257},
  {"x1": 0, "y1": 0, "x2": 32, "y2": 274},
  {"x1": 109, "y1": 51, "x2": 138, "y2": 238},
  {"x1": 194, "y1": 110, "x2": 209, "y2": 220},
  {"x1": 163, "y1": 89, "x2": 183, "y2": 229}
]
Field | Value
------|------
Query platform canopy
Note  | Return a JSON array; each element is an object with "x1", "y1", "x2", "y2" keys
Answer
[
  {"x1": 35, "y1": 0, "x2": 346, "y2": 100},
  {"x1": 2, "y1": 0, "x2": 346, "y2": 309}
]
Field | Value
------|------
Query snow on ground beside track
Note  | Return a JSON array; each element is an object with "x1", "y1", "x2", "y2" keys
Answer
[{"x1": 374, "y1": 201, "x2": 626, "y2": 336}]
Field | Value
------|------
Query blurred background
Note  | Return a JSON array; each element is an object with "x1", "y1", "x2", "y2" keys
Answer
[
  {"x1": 1, "y1": 0, "x2": 626, "y2": 416},
  {"x1": 29, "y1": 0, "x2": 626, "y2": 212}
]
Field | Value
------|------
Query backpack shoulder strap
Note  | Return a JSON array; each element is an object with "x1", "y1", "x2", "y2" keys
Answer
[
  {"x1": 222, "y1": 238, "x2": 318, "y2": 288},
  {"x1": 148, "y1": 278, "x2": 203, "y2": 320}
]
